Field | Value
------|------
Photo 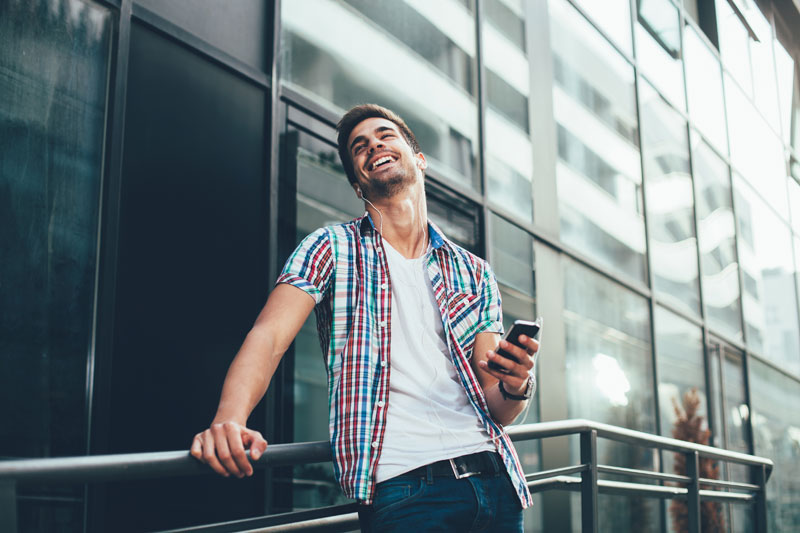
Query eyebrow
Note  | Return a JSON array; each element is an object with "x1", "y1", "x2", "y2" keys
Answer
[{"x1": 349, "y1": 126, "x2": 397, "y2": 152}]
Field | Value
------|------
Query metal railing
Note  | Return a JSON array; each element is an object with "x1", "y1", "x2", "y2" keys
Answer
[{"x1": 0, "y1": 419, "x2": 773, "y2": 532}]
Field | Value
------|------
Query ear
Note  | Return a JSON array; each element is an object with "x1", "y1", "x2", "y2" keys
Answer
[
  {"x1": 351, "y1": 182, "x2": 362, "y2": 198},
  {"x1": 416, "y1": 153, "x2": 427, "y2": 171}
]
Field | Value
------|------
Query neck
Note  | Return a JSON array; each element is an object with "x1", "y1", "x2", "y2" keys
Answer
[{"x1": 364, "y1": 181, "x2": 428, "y2": 259}]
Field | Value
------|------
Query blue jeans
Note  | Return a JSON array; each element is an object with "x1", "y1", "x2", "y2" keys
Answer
[{"x1": 358, "y1": 455, "x2": 524, "y2": 532}]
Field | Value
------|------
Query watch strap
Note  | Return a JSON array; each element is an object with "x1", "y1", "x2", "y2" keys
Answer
[{"x1": 498, "y1": 375, "x2": 534, "y2": 401}]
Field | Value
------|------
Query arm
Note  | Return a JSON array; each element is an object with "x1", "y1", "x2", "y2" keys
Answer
[
  {"x1": 190, "y1": 283, "x2": 315, "y2": 477},
  {"x1": 471, "y1": 331, "x2": 539, "y2": 426}
]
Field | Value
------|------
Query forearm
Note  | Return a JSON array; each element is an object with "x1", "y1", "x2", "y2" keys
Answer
[
  {"x1": 485, "y1": 380, "x2": 531, "y2": 426},
  {"x1": 213, "y1": 325, "x2": 283, "y2": 424}
]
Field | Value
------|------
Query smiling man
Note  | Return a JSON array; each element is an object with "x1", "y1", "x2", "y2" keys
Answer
[{"x1": 191, "y1": 104, "x2": 539, "y2": 532}]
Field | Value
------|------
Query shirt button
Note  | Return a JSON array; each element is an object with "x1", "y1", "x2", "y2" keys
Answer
[
  {"x1": 372, "y1": 441, "x2": 379, "y2": 448},
  {"x1": 377, "y1": 400, "x2": 385, "y2": 407},
  {"x1": 379, "y1": 320, "x2": 387, "y2": 328},
  {"x1": 380, "y1": 283, "x2": 388, "y2": 290},
  {"x1": 380, "y1": 360, "x2": 387, "y2": 367}
]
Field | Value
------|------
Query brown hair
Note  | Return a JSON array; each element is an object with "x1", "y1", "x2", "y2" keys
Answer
[{"x1": 336, "y1": 104, "x2": 421, "y2": 185}]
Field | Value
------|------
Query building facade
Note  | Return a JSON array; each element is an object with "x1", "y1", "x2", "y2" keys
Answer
[{"x1": 1, "y1": 0, "x2": 799, "y2": 531}]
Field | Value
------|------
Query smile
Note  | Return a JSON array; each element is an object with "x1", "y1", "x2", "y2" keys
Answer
[{"x1": 369, "y1": 155, "x2": 397, "y2": 171}]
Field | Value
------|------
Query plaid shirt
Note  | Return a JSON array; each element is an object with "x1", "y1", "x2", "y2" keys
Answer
[{"x1": 277, "y1": 214, "x2": 533, "y2": 507}]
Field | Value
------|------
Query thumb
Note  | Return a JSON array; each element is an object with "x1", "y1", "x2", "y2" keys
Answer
[{"x1": 247, "y1": 430, "x2": 268, "y2": 461}]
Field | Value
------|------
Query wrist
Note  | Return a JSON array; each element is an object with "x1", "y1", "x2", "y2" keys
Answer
[{"x1": 498, "y1": 375, "x2": 534, "y2": 401}]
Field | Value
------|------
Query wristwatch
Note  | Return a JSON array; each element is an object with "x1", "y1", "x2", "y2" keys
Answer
[{"x1": 498, "y1": 373, "x2": 535, "y2": 401}]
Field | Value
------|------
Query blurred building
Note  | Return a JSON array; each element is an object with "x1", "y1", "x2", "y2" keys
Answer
[{"x1": 1, "y1": 0, "x2": 799, "y2": 531}]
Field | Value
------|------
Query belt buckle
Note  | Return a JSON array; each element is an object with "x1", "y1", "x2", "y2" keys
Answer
[{"x1": 449, "y1": 457, "x2": 479, "y2": 479}]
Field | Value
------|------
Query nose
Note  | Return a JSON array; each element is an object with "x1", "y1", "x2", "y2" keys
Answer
[{"x1": 367, "y1": 137, "x2": 384, "y2": 154}]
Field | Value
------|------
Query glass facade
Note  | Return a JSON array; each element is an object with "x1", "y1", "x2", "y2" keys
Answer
[
  {"x1": 2, "y1": 0, "x2": 800, "y2": 531},
  {"x1": 0, "y1": 0, "x2": 111, "y2": 529}
]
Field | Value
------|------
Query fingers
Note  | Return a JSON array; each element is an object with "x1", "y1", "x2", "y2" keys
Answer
[
  {"x1": 223, "y1": 423, "x2": 253, "y2": 477},
  {"x1": 246, "y1": 430, "x2": 268, "y2": 462},
  {"x1": 190, "y1": 423, "x2": 268, "y2": 478},
  {"x1": 198, "y1": 428, "x2": 230, "y2": 477}
]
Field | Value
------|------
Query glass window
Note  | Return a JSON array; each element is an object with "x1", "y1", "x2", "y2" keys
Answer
[
  {"x1": 484, "y1": 0, "x2": 533, "y2": 221},
  {"x1": 655, "y1": 307, "x2": 707, "y2": 440},
  {"x1": 790, "y1": 179, "x2": 800, "y2": 236},
  {"x1": 750, "y1": 360, "x2": 800, "y2": 533},
  {"x1": 654, "y1": 306, "x2": 709, "y2": 510},
  {"x1": 569, "y1": 0, "x2": 632, "y2": 56},
  {"x1": 692, "y1": 134, "x2": 743, "y2": 341},
  {"x1": 774, "y1": 41, "x2": 796, "y2": 145},
  {"x1": 0, "y1": 0, "x2": 110, "y2": 529},
  {"x1": 734, "y1": 175, "x2": 800, "y2": 374},
  {"x1": 563, "y1": 257, "x2": 656, "y2": 531},
  {"x1": 281, "y1": 0, "x2": 480, "y2": 190},
  {"x1": 639, "y1": 81, "x2": 700, "y2": 315},
  {"x1": 748, "y1": 9, "x2": 780, "y2": 132},
  {"x1": 489, "y1": 213, "x2": 543, "y2": 532},
  {"x1": 550, "y1": 0, "x2": 647, "y2": 283},
  {"x1": 721, "y1": 349, "x2": 750, "y2": 470},
  {"x1": 635, "y1": 0, "x2": 685, "y2": 110},
  {"x1": 491, "y1": 215, "x2": 535, "y2": 298},
  {"x1": 290, "y1": 129, "x2": 363, "y2": 509},
  {"x1": 725, "y1": 73, "x2": 789, "y2": 220},
  {"x1": 684, "y1": 25, "x2": 728, "y2": 155},
  {"x1": 715, "y1": 0, "x2": 754, "y2": 98},
  {"x1": 134, "y1": 0, "x2": 269, "y2": 71}
]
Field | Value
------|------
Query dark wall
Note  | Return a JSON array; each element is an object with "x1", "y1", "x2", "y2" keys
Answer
[{"x1": 97, "y1": 22, "x2": 269, "y2": 531}]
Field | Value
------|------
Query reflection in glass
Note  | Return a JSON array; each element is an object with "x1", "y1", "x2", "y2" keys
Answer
[
  {"x1": 684, "y1": 25, "x2": 728, "y2": 154},
  {"x1": 725, "y1": 73, "x2": 789, "y2": 220},
  {"x1": 484, "y1": 0, "x2": 533, "y2": 221},
  {"x1": 281, "y1": 0, "x2": 480, "y2": 189},
  {"x1": 734, "y1": 176, "x2": 800, "y2": 374},
  {"x1": 721, "y1": 348, "x2": 750, "y2": 483},
  {"x1": 133, "y1": 0, "x2": 269, "y2": 71},
  {"x1": 635, "y1": 0, "x2": 685, "y2": 110},
  {"x1": 491, "y1": 215, "x2": 534, "y2": 297},
  {"x1": 790, "y1": 179, "x2": 800, "y2": 235},
  {"x1": 715, "y1": 0, "x2": 754, "y2": 99},
  {"x1": 774, "y1": 40, "x2": 795, "y2": 144},
  {"x1": 655, "y1": 307, "x2": 706, "y2": 441},
  {"x1": 747, "y1": 8, "x2": 780, "y2": 132},
  {"x1": 291, "y1": 132, "x2": 363, "y2": 509},
  {"x1": 550, "y1": 0, "x2": 646, "y2": 283},
  {"x1": 0, "y1": 0, "x2": 110, "y2": 529},
  {"x1": 692, "y1": 135, "x2": 743, "y2": 341},
  {"x1": 750, "y1": 360, "x2": 800, "y2": 532},
  {"x1": 563, "y1": 258, "x2": 655, "y2": 530},
  {"x1": 639, "y1": 81, "x2": 699, "y2": 315},
  {"x1": 569, "y1": 0, "x2": 632, "y2": 55}
]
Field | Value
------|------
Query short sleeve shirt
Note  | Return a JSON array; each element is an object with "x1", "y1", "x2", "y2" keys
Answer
[{"x1": 276, "y1": 214, "x2": 533, "y2": 507}]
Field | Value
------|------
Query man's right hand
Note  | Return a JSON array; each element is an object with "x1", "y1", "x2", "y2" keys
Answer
[{"x1": 190, "y1": 421, "x2": 268, "y2": 478}]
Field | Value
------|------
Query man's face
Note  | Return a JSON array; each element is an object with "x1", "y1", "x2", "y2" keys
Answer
[{"x1": 347, "y1": 117, "x2": 424, "y2": 199}]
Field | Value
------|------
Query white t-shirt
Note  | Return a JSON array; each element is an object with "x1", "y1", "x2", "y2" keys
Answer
[{"x1": 374, "y1": 239, "x2": 494, "y2": 483}]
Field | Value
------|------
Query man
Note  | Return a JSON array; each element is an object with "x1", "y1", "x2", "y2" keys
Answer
[{"x1": 191, "y1": 104, "x2": 539, "y2": 531}]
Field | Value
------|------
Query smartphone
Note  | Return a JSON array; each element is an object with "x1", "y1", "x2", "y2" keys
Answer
[{"x1": 488, "y1": 318, "x2": 542, "y2": 373}]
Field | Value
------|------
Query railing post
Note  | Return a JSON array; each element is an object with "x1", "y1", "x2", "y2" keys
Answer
[
  {"x1": 579, "y1": 430, "x2": 598, "y2": 533},
  {"x1": 753, "y1": 464, "x2": 768, "y2": 533},
  {"x1": 685, "y1": 451, "x2": 700, "y2": 533},
  {"x1": 0, "y1": 479, "x2": 17, "y2": 533}
]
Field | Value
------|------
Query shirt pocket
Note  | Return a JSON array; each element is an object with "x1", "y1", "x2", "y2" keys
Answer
[{"x1": 448, "y1": 291, "x2": 481, "y2": 346}]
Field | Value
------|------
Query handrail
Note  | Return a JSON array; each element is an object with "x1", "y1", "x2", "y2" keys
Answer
[{"x1": 0, "y1": 419, "x2": 774, "y2": 533}]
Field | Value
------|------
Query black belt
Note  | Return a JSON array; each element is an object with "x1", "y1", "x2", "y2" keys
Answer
[{"x1": 404, "y1": 451, "x2": 501, "y2": 480}]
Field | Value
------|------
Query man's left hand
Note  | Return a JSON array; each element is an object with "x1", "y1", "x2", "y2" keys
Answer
[{"x1": 478, "y1": 335, "x2": 539, "y2": 395}]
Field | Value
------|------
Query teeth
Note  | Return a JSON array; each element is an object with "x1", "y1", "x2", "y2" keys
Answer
[{"x1": 370, "y1": 156, "x2": 394, "y2": 171}]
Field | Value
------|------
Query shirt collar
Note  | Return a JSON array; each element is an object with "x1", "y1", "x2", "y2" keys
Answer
[{"x1": 357, "y1": 213, "x2": 451, "y2": 252}]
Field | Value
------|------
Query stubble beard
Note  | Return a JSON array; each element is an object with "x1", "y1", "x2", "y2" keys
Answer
[{"x1": 362, "y1": 163, "x2": 417, "y2": 200}]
